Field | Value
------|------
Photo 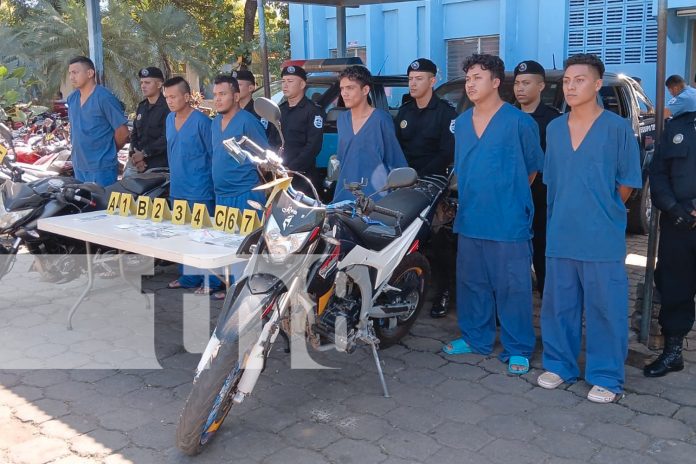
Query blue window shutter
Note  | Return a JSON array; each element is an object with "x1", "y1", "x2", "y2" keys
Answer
[{"x1": 566, "y1": 0, "x2": 657, "y2": 64}]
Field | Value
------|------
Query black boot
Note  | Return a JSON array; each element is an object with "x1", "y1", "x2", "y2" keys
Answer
[
  {"x1": 644, "y1": 335, "x2": 685, "y2": 377},
  {"x1": 430, "y1": 290, "x2": 450, "y2": 318}
]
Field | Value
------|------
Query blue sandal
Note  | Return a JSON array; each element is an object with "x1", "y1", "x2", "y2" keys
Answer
[
  {"x1": 508, "y1": 356, "x2": 529, "y2": 375},
  {"x1": 443, "y1": 338, "x2": 473, "y2": 355}
]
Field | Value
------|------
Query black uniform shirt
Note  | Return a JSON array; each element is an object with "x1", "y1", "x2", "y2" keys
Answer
[
  {"x1": 395, "y1": 94, "x2": 457, "y2": 177},
  {"x1": 244, "y1": 98, "x2": 278, "y2": 142},
  {"x1": 650, "y1": 110, "x2": 696, "y2": 216},
  {"x1": 527, "y1": 102, "x2": 561, "y2": 152},
  {"x1": 243, "y1": 99, "x2": 259, "y2": 119},
  {"x1": 130, "y1": 93, "x2": 169, "y2": 169},
  {"x1": 269, "y1": 96, "x2": 325, "y2": 173}
]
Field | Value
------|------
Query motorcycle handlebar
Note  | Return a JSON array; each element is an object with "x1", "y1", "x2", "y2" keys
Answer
[
  {"x1": 371, "y1": 204, "x2": 401, "y2": 219},
  {"x1": 62, "y1": 188, "x2": 96, "y2": 208}
]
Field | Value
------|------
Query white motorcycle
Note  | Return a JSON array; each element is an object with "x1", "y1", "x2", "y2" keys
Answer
[{"x1": 176, "y1": 98, "x2": 452, "y2": 455}]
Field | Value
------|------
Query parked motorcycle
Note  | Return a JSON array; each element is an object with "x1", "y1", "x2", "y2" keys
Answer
[
  {"x1": 175, "y1": 98, "x2": 452, "y2": 455},
  {"x1": 0, "y1": 121, "x2": 170, "y2": 282}
]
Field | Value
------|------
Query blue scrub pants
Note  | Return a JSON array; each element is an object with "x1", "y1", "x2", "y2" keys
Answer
[
  {"x1": 170, "y1": 198, "x2": 223, "y2": 290},
  {"x1": 541, "y1": 257, "x2": 628, "y2": 394},
  {"x1": 456, "y1": 235, "x2": 536, "y2": 361},
  {"x1": 74, "y1": 166, "x2": 118, "y2": 187}
]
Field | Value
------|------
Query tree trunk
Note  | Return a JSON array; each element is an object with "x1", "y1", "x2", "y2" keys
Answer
[{"x1": 241, "y1": 0, "x2": 257, "y2": 70}]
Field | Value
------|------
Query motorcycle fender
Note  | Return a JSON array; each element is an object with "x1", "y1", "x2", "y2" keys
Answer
[{"x1": 214, "y1": 276, "x2": 283, "y2": 343}]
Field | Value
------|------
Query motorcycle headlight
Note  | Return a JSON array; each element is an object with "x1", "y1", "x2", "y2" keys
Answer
[
  {"x1": 263, "y1": 214, "x2": 311, "y2": 263},
  {"x1": 0, "y1": 197, "x2": 32, "y2": 230}
]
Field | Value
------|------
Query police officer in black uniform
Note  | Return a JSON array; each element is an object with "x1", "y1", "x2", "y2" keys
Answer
[
  {"x1": 396, "y1": 58, "x2": 457, "y2": 318},
  {"x1": 513, "y1": 60, "x2": 561, "y2": 296},
  {"x1": 396, "y1": 58, "x2": 457, "y2": 177},
  {"x1": 233, "y1": 70, "x2": 260, "y2": 118},
  {"x1": 128, "y1": 67, "x2": 169, "y2": 174},
  {"x1": 268, "y1": 65, "x2": 325, "y2": 196},
  {"x1": 644, "y1": 110, "x2": 696, "y2": 377}
]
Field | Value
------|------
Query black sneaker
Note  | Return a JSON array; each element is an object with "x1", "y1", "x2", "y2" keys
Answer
[{"x1": 430, "y1": 290, "x2": 449, "y2": 318}]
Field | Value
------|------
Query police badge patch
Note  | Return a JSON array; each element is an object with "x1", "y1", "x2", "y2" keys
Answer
[
  {"x1": 140, "y1": 68, "x2": 149, "y2": 77},
  {"x1": 260, "y1": 118, "x2": 269, "y2": 130},
  {"x1": 288, "y1": 66, "x2": 296, "y2": 73},
  {"x1": 410, "y1": 61, "x2": 420, "y2": 70},
  {"x1": 449, "y1": 120, "x2": 455, "y2": 134},
  {"x1": 314, "y1": 116, "x2": 323, "y2": 129},
  {"x1": 400, "y1": 120, "x2": 408, "y2": 129},
  {"x1": 232, "y1": 71, "x2": 238, "y2": 78},
  {"x1": 673, "y1": 133, "x2": 684, "y2": 144},
  {"x1": 518, "y1": 62, "x2": 527, "y2": 72},
  {"x1": 136, "y1": 113, "x2": 142, "y2": 121}
]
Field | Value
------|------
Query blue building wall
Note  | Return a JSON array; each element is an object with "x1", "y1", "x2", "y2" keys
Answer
[{"x1": 289, "y1": 0, "x2": 696, "y2": 104}]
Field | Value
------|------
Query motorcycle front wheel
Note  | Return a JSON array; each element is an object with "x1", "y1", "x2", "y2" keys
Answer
[{"x1": 176, "y1": 299, "x2": 265, "y2": 455}]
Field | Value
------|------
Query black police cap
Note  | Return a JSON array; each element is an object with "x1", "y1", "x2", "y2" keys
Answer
[
  {"x1": 407, "y1": 58, "x2": 437, "y2": 75},
  {"x1": 232, "y1": 70, "x2": 255, "y2": 85},
  {"x1": 281, "y1": 65, "x2": 307, "y2": 81},
  {"x1": 138, "y1": 66, "x2": 164, "y2": 80},
  {"x1": 513, "y1": 60, "x2": 545, "y2": 79}
]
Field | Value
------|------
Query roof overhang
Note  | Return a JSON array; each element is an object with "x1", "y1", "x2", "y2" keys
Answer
[{"x1": 285, "y1": 0, "x2": 413, "y2": 6}]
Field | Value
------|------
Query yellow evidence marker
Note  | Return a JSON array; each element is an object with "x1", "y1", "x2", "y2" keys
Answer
[
  {"x1": 171, "y1": 200, "x2": 192, "y2": 225},
  {"x1": 240, "y1": 209, "x2": 261, "y2": 235},
  {"x1": 135, "y1": 196, "x2": 152, "y2": 219},
  {"x1": 150, "y1": 198, "x2": 172, "y2": 222},
  {"x1": 191, "y1": 203, "x2": 213, "y2": 229},
  {"x1": 106, "y1": 192, "x2": 121, "y2": 214}
]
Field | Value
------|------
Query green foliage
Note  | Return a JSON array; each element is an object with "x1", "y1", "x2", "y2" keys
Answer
[
  {"x1": 0, "y1": 62, "x2": 46, "y2": 122},
  {"x1": 0, "y1": 0, "x2": 290, "y2": 110}
]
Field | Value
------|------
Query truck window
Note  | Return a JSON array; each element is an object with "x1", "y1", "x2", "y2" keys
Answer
[{"x1": 599, "y1": 86, "x2": 626, "y2": 117}]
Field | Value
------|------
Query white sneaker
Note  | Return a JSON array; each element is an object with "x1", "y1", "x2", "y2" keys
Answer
[
  {"x1": 587, "y1": 385, "x2": 617, "y2": 403},
  {"x1": 537, "y1": 371, "x2": 564, "y2": 389}
]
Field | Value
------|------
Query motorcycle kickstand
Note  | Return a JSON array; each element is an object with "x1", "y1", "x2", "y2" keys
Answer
[
  {"x1": 368, "y1": 341, "x2": 391, "y2": 398},
  {"x1": 279, "y1": 328, "x2": 291, "y2": 354}
]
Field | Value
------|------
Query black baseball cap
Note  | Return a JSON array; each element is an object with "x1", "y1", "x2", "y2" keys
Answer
[
  {"x1": 513, "y1": 60, "x2": 545, "y2": 79},
  {"x1": 407, "y1": 58, "x2": 437, "y2": 75},
  {"x1": 232, "y1": 70, "x2": 255, "y2": 85},
  {"x1": 281, "y1": 65, "x2": 307, "y2": 81},
  {"x1": 138, "y1": 67, "x2": 164, "y2": 80}
]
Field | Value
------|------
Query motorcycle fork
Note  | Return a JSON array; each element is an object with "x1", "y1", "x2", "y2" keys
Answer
[
  {"x1": 233, "y1": 275, "x2": 300, "y2": 403},
  {"x1": 0, "y1": 237, "x2": 22, "y2": 277}
]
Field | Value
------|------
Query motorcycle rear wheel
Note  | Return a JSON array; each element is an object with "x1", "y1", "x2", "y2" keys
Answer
[{"x1": 373, "y1": 252, "x2": 430, "y2": 348}]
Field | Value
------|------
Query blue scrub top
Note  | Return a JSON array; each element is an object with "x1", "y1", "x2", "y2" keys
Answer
[
  {"x1": 67, "y1": 85, "x2": 127, "y2": 172},
  {"x1": 211, "y1": 110, "x2": 268, "y2": 198},
  {"x1": 667, "y1": 86, "x2": 696, "y2": 118},
  {"x1": 453, "y1": 103, "x2": 544, "y2": 242},
  {"x1": 333, "y1": 109, "x2": 407, "y2": 202},
  {"x1": 166, "y1": 110, "x2": 214, "y2": 202},
  {"x1": 544, "y1": 111, "x2": 642, "y2": 261}
]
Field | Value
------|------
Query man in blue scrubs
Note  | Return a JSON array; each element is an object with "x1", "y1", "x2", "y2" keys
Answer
[
  {"x1": 66, "y1": 56, "x2": 129, "y2": 186},
  {"x1": 208, "y1": 74, "x2": 268, "y2": 300},
  {"x1": 162, "y1": 77, "x2": 218, "y2": 293},
  {"x1": 211, "y1": 74, "x2": 267, "y2": 210},
  {"x1": 332, "y1": 65, "x2": 407, "y2": 203},
  {"x1": 664, "y1": 74, "x2": 696, "y2": 119},
  {"x1": 538, "y1": 54, "x2": 641, "y2": 403},
  {"x1": 443, "y1": 54, "x2": 543, "y2": 376}
]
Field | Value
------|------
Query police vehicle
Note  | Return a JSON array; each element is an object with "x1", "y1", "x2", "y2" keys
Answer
[
  {"x1": 252, "y1": 58, "x2": 409, "y2": 182},
  {"x1": 435, "y1": 71, "x2": 656, "y2": 235}
]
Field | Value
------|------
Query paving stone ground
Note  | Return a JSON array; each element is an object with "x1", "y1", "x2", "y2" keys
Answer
[{"x1": 1, "y1": 233, "x2": 696, "y2": 464}]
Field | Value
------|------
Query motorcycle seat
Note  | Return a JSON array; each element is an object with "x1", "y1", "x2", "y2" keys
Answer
[
  {"x1": 339, "y1": 188, "x2": 432, "y2": 251},
  {"x1": 112, "y1": 173, "x2": 168, "y2": 196}
]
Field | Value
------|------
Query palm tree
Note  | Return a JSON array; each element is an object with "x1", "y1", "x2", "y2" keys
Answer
[
  {"x1": 3, "y1": 0, "x2": 211, "y2": 109},
  {"x1": 134, "y1": 4, "x2": 211, "y2": 80}
]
